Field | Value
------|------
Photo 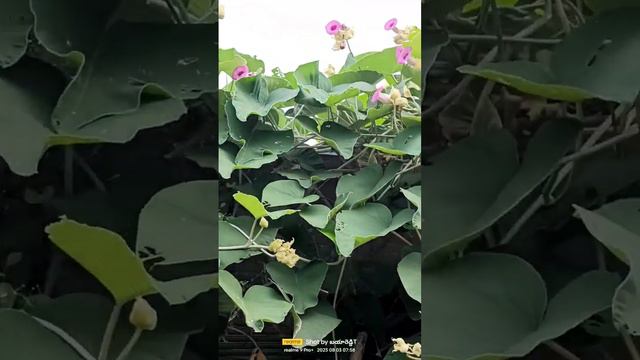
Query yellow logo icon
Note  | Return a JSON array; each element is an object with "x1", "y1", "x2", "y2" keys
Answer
[{"x1": 282, "y1": 338, "x2": 304, "y2": 346}]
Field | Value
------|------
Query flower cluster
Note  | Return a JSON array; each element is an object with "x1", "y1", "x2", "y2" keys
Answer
[
  {"x1": 391, "y1": 338, "x2": 421, "y2": 359},
  {"x1": 325, "y1": 20, "x2": 354, "y2": 51},
  {"x1": 372, "y1": 86, "x2": 411, "y2": 109},
  {"x1": 268, "y1": 239, "x2": 300, "y2": 268},
  {"x1": 386, "y1": 19, "x2": 420, "y2": 70}
]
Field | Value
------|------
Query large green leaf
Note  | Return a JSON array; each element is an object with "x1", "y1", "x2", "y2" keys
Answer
[
  {"x1": 342, "y1": 47, "x2": 402, "y2": 76},
  {"x1": 137, "y1": 181, "x2": 217, "y2": 265},
  {"x1": 297, "y1": 116, "x2": 360, "y2": 159},
  {"x1": 136, "y1": 181, "x2": 217, "y2": 305},
  {"x1": 0, "y1": 310, "x2": 84, "y2": 360},
  {"x1": 576, "y1": 200, "x2": 640, "y2": 334},
  {"x1": 45, "y1": 218, "x2": 156, "y2": 304},
  {"x1": 219, "y1": 48, "x2": 264, "y2": 76},
  {"x1": 397, "y1": 252, "x2": 420, "y2": 303},
  {"x1": 293, "y1": 61, "x2": 379, "y2": 105},
  {"x1": 218, "y1": 216, "x2": 278, "y2": 269},
  {"x1": 234, "y1": 130, "x2": 294, "y2": 169},
  {"x1": 231, "y1": 75, "x2": 299, "y2": 121},
  {"x1": 292, "y1": 302, "x2": 341, "y2": 347},
  {"x1": 0, "y1": 0, "x2": 32, "y2": 68},
  {"x1": 219, "y1": 270, "x2": 292, "y2": 332},
  {"x1": 424, "y1": 120, "x2": 581, "y2": 262},
  {"x1": 460, "y1": 9, "x2": 640, "y2": 102},
  {"x1": 423, "y1": 253, "x2": 619, "y2": 359},
  {"x1": 266, "y1": 262, "x2": 328, "y2": 314},
  {"x1": 401, "y1": 186, "x2": 421, "y2": 230},
  {"x1": 262, "y1": 180, "x2": 320, "y2": 207},
  {"x1": 31, "y1": 0, "x2": 215, "y2": 131},
  {"x1": 300, "y1": 204, "x2": 331, "y2": 229},
  {"x1": 335, "y1": 203, "x2": 413, "y2": 257},
  {"x1": 29, "y1": 293, "x2": 188, "y2": 360},
  {"x1": 365, "y1": 126, "x2": 421, "y2": 156},
  {"x1": 232, "y1": 192, "x2": 268, "y2": 219},
  {"x1": 336, "y1": 161, "x2": 402, "y2": 208},
  {"x1": 0, "y1": 57, "x2": 186, "y2": 176}
]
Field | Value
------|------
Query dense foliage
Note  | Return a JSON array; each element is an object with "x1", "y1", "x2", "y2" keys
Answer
[
  {"x1": 423, "y1": 0, "x2": 640, "y2": 359},
  {"x1": 218, "y1": 10, "x2": 423, "y2": 360},
  {"x1": 1, "y1": 0, "x2": 217, "y2": 359}
]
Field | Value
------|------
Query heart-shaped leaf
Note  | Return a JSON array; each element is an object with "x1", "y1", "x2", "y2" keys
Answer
[
  {"x1": 231, "y1": 75, "x2": 299, "y2": 121},
  {"x1": 45, "y1": 218, "x2": 155, "y2": 304},
  {"x1": 262, "y1": 180, "x2": 319, "y2": 207},
  {"x1": 398, "y1": 252, "x2": 420, "y2": 303},
  {"x1": 335, "y1": 203, "x2": 413, "y2": 257},
  {"x1": 576, "y1": 200, "x2": 640, "y2": 334},
  {"x1": 266, "y1": 261, "x2": 328, "y2": 314},
  {"x1": 291, "y1": 302, "x2": 341, "y2": 347},
  {"x1": 336, "y1": 161, "x2": 402, "y2": 208},
  {"x1": 424, "y1": 120, "x2": 581, "y2": 262},
  {"x1": 31, "y1": 0, "x2": 216, "y2": 131},
  {"x1": 423, "y1": 253, "x2": 619, "y2": 359},
  {"x1": 219, "y1": 270, "x2": 292, "y2": 332},
  {"x1": 297, "y1": 116, "x2": 360, "y2": 159}
]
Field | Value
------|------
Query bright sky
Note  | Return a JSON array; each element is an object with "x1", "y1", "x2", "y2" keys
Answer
[{"x1": 219, "y1": 0, "x2": 421, "y2": 82}]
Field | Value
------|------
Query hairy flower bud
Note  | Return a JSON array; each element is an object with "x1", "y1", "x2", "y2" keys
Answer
[{"x1": 259, "y1": 217, "x2": 269, "y2": 229}]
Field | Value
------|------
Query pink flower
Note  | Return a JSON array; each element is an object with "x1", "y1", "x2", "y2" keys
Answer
[
  {"x1": 325, "y1": 20, "x2": 342, "y2": 35},
  {"x1": 395, "y1": 46, "x2": 412, "y2": 65},
  {"x1": 384, "y1": 18, "x2": 398, "y2": 31},
  {"x1": 371, "y1": 87, "x2": 390, "y2": 104},
  {"x1": 232, "y1": 65, "x2": 250, "y2": 80}
]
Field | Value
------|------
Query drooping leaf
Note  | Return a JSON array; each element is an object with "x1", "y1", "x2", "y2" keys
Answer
[
  {"x1": 576, "y1": 200, "x2": 640, "y2": 334},
  {"x1": 292, "y1": 302, "x2": 341, "y2": 347},
  {"x1": 335, "y1": 203, "x2": 413, "y2": 257},
  {"x1": 365, "y1": 126, "x2": 421, "y2": 156},
  {"x1": 300, "y1": 204, "x2": 331, "y2": 229},
  {"x1": 400, "y1": 186, "x2": 421, "y2": 230},
  {"x1": 136, "y1": 181, "x2": 217, "y2": 305},
  {"x1": 424, "y1": 120, "x2": 581, "y2": 262},
  {"x1": 293, "y1": 62, "x2": 380, "y2": 105},
  {"x1": 31, "y1": 0, "x2": 216, "y2": 131},
  {"x1": 423, "y1": 253, "x2": 619, "y2": 359},
  {"x1": 297, "y1": 116, "x2": 360, "y2": 159},
  {"x1": 234, "y1": 130, "x2": 294, "y2": 169},
  {"x1": 398, "y1": 252, "x2": 420, "y2": 303},
  {"x1": 460, "y1": 9, "x2": 640, "y2": 102},
  {"x1": 336, "y1": 161, "x2": 403, "y2": 208},
  {"x1": 218, "y1": 270, "x2": 292, "y2": 332},
  {"x1": 232, "y1": 192, "x2": 268, "y2": 219},
  {"x1": 266, "y1": 261, "x2": 328, "y2": 314},
  {"x1": 231, "y1": 75, "x2": 299, "y2": 121},
  {"x1": 262, "y1": 180, "x2": 319, "y2": 207},
  {"x1": 45, "y1": 218, "x2": 155, "y2": 304}
]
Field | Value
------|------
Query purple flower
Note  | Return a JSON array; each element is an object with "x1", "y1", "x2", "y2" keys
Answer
[
  {"x1": 232, "y1": 65, "x2": 250, "y2": 80},
  {"x1": 384, "y1": 18, "x2": 398, "y2": 31},
  {"x1": 325, "y1": 20, "x2": 342, "y2": 35},
  {"x1": 371, "y1": 86, "x2": 390, "y2": 104},
  {"x1": 395, "y1": 46, "x2": 412, "y2": 65}
]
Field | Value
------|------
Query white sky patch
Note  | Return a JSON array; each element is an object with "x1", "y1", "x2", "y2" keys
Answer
[{"x1": 219, "y1": 0, "x2": 421, "y2": 85}]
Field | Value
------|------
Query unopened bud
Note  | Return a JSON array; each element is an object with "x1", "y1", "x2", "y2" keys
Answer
[
  {"x1": 129, "y1": 297, "x2": 157, "y2": 331},
  {"x1": 259, "y1": 217, "x2": 269, "y2": 229}
]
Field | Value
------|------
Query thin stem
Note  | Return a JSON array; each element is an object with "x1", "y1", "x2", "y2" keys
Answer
[
  {"x1": 623, "y1": 331, "x2": 640, "y2": 360},
  {"x1": 333, "y1": 259, "x2": 348, "y2": 309},
  {"x1": 392, "y1": 231, "x2": 413, "y2": 246},
  {"x1": 560, "y1": 125, "x2": 639, "y2": 164},
  {"x1": 74, "y1": 153, "x2": 106, "y2": 192},
  {"x1": 555, "y1": 0, "x2": 572, "y2": 33},
  {"x1": 228, "y1": 326, "x2": 263, "y2": 353},
  {"x1": 545, "y1": 341, "x2": 581, "y2": 360},
  {"x1": 98, "y1": 304, "x2": 123, "y2": 360},
  {"x1": 449, "y1": 34, "x2": 561, "y2": 44},
  {"x1": 114, "y1": 328, "x2": 143, "y2": 360},
  {"x1": 34, "y1": 317, "x2": 96, "y2": 360},
  {"x1": 219, "y1": 244, "x2": 269, "y2": 251},
  {"x1": 248, "y1": 219, "x2": 258, "y2": 239}
]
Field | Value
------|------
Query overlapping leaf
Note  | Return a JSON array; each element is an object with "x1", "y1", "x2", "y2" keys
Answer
[
  {"x1": 266, "y1": 262, "x2": 328, "y2": 314},
  {"x1": 459, "y1": 8, "x2": 640, "y2": 102},
  {"x1": 297, "y1": 116, "x2": 360, "y2": 158},
  {"x1": 365, "y1": 126, "x2": 421, "y2": 156},
  {"x1": 219, "y1": 270, "x2": 292, "y2": 332},
  {"x1": 0, "y1": 0, "x2": 32, "y2": 68},
  {"x1": 336, "y1": 161, "x2": 403, "y2": 208},
  {"x1": 423, "y1": 253, "x2": 619, "y2": 359},
  {"x1": 424, "y1": 120, "x2": 581, "y2": 262}
]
